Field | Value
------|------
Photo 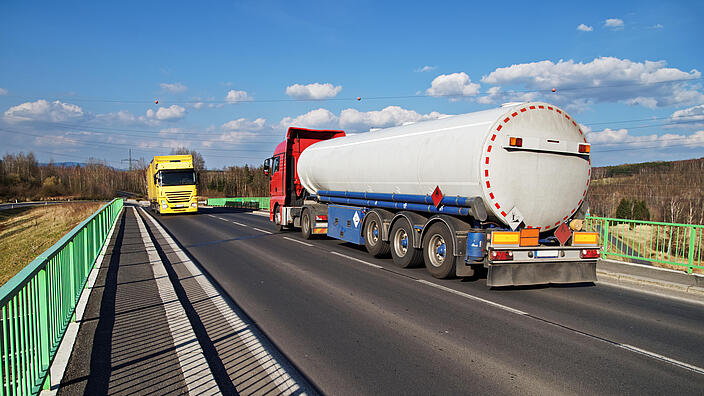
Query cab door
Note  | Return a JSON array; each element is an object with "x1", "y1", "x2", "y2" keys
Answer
[{"x1": 269, "y1": 154, "x2": 284, "y2": 198}]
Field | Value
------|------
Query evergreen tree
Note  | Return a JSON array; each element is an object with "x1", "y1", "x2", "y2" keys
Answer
[
  {"x1": 614, "y1": 198, "x2": 632, "y2": 219},
  {"x1": 633, "y1": 200, "x2": 650, "y2": 221}
]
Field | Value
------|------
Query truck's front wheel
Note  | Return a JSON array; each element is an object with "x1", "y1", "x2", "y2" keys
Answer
[
  {"x1": 364, "y1": 212, "x2": 390, "y2": 257},
  {"x1": 423, "y1": 222, "x2": 456, "y2": 278}
]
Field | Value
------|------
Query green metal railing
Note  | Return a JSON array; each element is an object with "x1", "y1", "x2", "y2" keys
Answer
[
  {"x1": 0, "y1": 198, "x2": 123, "y2": 395},
  {"x1": 207, "y1": 197, "x2": 269, "y2": 210},
  {"x1": 585, "y1": 216, "x2": 704, "y2": 273}
]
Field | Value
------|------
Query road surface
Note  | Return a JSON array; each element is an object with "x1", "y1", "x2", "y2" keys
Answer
[{"x1": 149, "y1": 207, "x2": 704, "y2": 395}]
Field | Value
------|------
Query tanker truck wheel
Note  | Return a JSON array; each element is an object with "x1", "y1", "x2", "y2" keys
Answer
[
  {"x1": 364, "y1": 212, "x2": 390, "y2": 257},
  {"x1": 390, "y1": 219, "x2": 423, "y2": 268},
  {"x1": 423, "y1": 223, "x2": 456, "y2": 278},
  {"x1": 300, "y1": 210, "x2": 313, "y2": 240},
  {"x1": 274, "y1": 205, "x2": 287, "y2": 232}
]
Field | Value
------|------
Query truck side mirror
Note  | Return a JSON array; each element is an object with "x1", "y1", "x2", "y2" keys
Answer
[{"x1": 263, "y1": 158, "x2": 270, "y2": 176}]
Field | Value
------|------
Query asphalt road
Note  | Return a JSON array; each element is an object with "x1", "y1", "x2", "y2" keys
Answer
[{"x1": 151, "y1": 207, "x2": 704, "y2": 395}]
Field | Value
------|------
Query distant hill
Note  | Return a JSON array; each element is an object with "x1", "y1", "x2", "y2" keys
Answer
[{"x1": 587, "y1": 157, "x2": 704, "y2": 224}]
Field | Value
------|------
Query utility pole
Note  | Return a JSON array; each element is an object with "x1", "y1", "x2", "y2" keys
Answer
[{"x1": 121, "y1": 149, "x2": 139, "y2": 171}]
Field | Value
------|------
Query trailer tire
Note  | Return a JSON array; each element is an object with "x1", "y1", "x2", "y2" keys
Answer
[
  {"x1": 423, "y1": 222, "x2": 456, "y2": 279},
  {"x1": 390, "y1": 218, "x2": 423, "y2": 268},
  {"x1": 301, "y1": 210, "x2": 313, "y2": 240},
  {"x1": 364, "y1": 212, "x2": 390, "y2": 257}
]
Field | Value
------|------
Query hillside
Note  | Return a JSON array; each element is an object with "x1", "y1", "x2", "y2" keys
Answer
[{"x1": 587, "y1": 157, "x2": 704, "y2": 224}]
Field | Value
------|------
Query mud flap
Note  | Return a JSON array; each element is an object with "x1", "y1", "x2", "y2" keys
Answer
[{"x1": 487, "y1": 261, "x2": 597, "y2": 287}]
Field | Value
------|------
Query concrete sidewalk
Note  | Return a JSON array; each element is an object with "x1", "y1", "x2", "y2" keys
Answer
[
  {"x1": 597, "y1": 258, "x2": 704, "y2": 304},
  {"x1": 52, "y1": 206, "x2": 314, "y2": 396}
]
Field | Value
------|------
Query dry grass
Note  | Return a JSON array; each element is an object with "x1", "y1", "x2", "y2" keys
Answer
[{"x1": 0, "y1": 202, "x2": 104, "y2": 287}]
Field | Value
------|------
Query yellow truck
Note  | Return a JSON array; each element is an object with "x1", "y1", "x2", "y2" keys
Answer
[{"x1": 147, "y1": 155, "x2": 198, "y2": 214}]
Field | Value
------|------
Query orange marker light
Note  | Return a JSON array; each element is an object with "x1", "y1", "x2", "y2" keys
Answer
[
  {"x1": 509, "y1": 137, "x2": 523, "y2": 147},
  {"x1": 579, "y1": 144, "x2": 590, "y2": 153}
]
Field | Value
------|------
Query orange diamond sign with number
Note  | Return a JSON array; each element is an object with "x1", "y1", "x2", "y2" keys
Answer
[
  {"x1": 554, "y1": 222, "x2": 571, "y2": 246},
  {"x1": 432, "y1": 186, "x2": 443, "y2": 208}
]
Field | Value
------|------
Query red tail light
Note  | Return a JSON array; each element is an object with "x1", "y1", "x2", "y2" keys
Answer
[
  {"x1": 509, "y1": 137, "x2": 523, "y2": 147},
  {"x1": 580, "y1": 249, "x2": 600, "y2": 259},
  {"x1": 315, "y1": 215, "x2": 328, "y2": 221},
  {"x1": 490, "y1": 250, "x2": 513, "y2": 261},
  {"x1": 579, "y1": 144, "x2": 590, "y2": 153}
]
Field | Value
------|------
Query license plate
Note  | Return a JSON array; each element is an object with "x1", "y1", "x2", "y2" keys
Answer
[
  {"x1": 535, "y1": 250, "x2": 559, "y2": 258},
  {"x1": 174, "y1": 204, "x2": 185, "y2": 208}
]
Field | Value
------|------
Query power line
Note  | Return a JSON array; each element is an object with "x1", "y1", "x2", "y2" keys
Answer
[
  {"x1": 4, "y1": 77, "x2": 701, "y2": 105},
  {"x1": 0, "y1": 127, "x2": 272, "y2": 155}
]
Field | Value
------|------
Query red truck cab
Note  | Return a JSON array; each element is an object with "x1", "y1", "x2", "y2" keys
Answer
[{"x1": 264, "y1": 127, "x2": 345, "y2": 227}]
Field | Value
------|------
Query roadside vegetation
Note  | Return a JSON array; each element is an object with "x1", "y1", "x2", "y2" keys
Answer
[
  {"x1": 0, "y1": 202, "x2": 103, "y2": 286},
  {"x1": 3, "y1": 150, "x2": 702, "y2": 224},
  {"x1": 587, "y1": 157, "x2": 704, "y2": 224}
]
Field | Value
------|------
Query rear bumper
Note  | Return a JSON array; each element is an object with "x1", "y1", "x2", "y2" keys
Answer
[{"x1": 487, "y1": 261, "x2": 597, "y2": 287}]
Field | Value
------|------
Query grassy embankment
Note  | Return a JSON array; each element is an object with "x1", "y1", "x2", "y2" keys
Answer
[{"x1": 0, "y1": 202, "x2": 104, "y2": 287}]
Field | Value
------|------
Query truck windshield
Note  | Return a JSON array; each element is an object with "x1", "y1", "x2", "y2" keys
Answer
[{"x1": 161, "y1": 170, "x2": 195, "y2": 186}]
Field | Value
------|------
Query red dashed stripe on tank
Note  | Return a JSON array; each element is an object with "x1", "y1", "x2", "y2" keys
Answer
[{"x1": 481, "y1": 103, "x2": 591, "y2": 229}]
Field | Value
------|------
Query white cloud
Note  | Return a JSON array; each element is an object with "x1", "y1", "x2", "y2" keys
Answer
[
  {"x1": 480, "y1": 57, "x2": 703, "y2": 109},
  {"x1": 652, "y1": 24, "x2": 664, "y2": 29},
  {"x1": 95, "y1": 110, "x2": 137, "y2": 124},
  {"x1": 280, "y1": 108, "x2": 339, "y2": 129},
  {"x1": 587, "y1": 127, "x2": 704, "y2": 149},
  {"x1": 426, "y1": 72, "x2": 480, "y2": 98},
  {"x1": 215, "y1": 117, "x2": 269, "y2": 144},
  {"x1": 146, "y1": 105, "x2": 186, "y2": 121},
  {"x1": 280, "y1": 106, "x2": 449, "y2": 132},
  {"x1": 577, "y1": 24, "x2": 593, "y2": 32},
  {"x1": 3, "y1": 99, "x2": 85, "y2": 123},
  {"x1": 192, "y1": 102, "x2": 205, "y2": 109},
  {"x1": 475, "y1": 86, "x2": 539, "y2": 105},
  {"x1": 669, "y1": 104, "x2": 704, "y2": 129},
  {"x1": 604, "y1": 18, "x2": 624, "y2": 29},
  {"x1": 415, "y1": 65, "x2": 436, "y2": 72},
  {"x1": 0, "y1": 88, "x2": 7, "y2": 95},
  {"x1": 222, "y1": 117, "x2": 267, "y2": 131},
  {"x1": 225, "y1": 89, "x2": 253, "y2": 103},
  {"x1": 160, "y1": 82, "x2": 187, "y2": 93},
  {"x1": 286, "y1": 83, "x2": 342, "y2": 100},
  {"x1": 340, "y1": 106, "x2": 447, "y2": 131}
]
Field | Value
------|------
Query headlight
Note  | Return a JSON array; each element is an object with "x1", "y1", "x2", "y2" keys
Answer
[
  {"x1": 161, "y1": 204, "x2": 168, "y2": 209},
  {"x1": 161, "y1": 200, "x2": 166, "y2": 204},
  {"x1": 191, "y1": 202, "x2": 197, "y2": 207}
]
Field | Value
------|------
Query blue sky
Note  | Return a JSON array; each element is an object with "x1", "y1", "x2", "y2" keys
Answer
[{"x1": 1, "y1": 0, "x2": 703, "y2": 169}]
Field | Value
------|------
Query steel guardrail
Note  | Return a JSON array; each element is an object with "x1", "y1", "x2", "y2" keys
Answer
[
  {"x1": 585, "y1": 216, "x2": 703, "y2": 273},
  {"x1": 207, "y1": 197, "x2": 269, "y2": 210},
  {"x1": 0, "y1": 198, "x2": 123, "y2": 395}
]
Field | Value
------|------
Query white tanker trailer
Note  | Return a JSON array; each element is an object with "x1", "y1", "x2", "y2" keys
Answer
[{"x1": 264, "y1": 102, "x2": 601, "y2": 287}]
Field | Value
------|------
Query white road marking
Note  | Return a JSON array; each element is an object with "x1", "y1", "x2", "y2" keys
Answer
[
  {"x1": 133, "y1": 208, "x2": 218, "y2": 395},
  {"x1": 247, "y1": 211, "x2": 270, "y2": 218},
  {"x1": 208, "y1": 214, "x2": 248, "y2": 228},
  {"x1": 416, "y1": 279, "x2": 529, "y2": 316},
  {"x1": 252, "y1": 227, "x2": 273, "y2": 234},
  {"x1": 283, "y1": 237, "x2": 314, "y2": 247},
  {"x1": 620, "y1": 344, "x2": 704, "y2": 376},
  {"x1": 141, "y1": 209, "x2": 305, "y2": 394},
  {"x1": 417, "y1": 279, "x2": 704, "y2": 376},
  {"x1": 329, "y1": 251, "x2": 383, "y2": 269}
]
